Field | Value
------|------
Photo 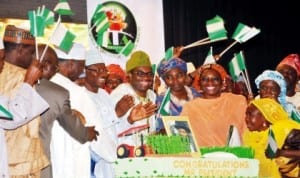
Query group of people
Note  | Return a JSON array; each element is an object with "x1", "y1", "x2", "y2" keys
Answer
[{"x1": 0, "y1": 23, "x2": 300, "y2": 178}]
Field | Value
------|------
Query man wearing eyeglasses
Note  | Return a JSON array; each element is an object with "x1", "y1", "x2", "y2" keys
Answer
[{"x1": 110, "y1": 50, "x2": 157, "y2": 152}]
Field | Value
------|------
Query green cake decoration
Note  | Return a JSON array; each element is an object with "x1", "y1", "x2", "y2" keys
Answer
[{"x1": 146, "y1": 134, "x2": 192, "y2": 155}]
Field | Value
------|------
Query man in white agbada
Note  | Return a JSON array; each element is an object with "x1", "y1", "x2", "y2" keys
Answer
[
  {"x1": 83, "y1": 49, "x2": 119, "y2": 178},
  {"x1": 111, "y1": 51, "x2": 157, "y2": 149},
  {"x1": 0, "y1": 57, "x2": 49, "y2": 177},
  {"x1": 50, "y1": 43, "x2": 92, "y2": 178}
]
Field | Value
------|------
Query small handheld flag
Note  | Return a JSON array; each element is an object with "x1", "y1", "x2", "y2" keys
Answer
[
  {"x1": 232, "y1": 23, "x2": 260, "y2": 43},
  {"x1": 158, "y1": 88, "x2": 171, "y2": 116},
  {"x1": 203, "y1": 46, "x2": 216, "y2": 65},
  {"x1": 0, "y1": 105, "x2": 13, "y2": 120},
  {"x1": 51, "y1": 22, "x2": 76, "y2": 52},
  {"x1": 206, "y1": 15, "x2": 227, "y2": 42},
  {"x1": 226, "y1": 125, "x2": 241, "y2": 147},
  {"x1": 266, "y1": 127, "x2": 278, "y2": 159},
  {"x1": 54, "y1": 0, "x2": 74, "y2": 16},
  {"x1": 228, "y1": 51, "x2": 246, "y2": 81}
]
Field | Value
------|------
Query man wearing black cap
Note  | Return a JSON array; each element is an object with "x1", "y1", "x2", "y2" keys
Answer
[{"x1": 0, "y1": 25, "x2": 49, "y2": 177}]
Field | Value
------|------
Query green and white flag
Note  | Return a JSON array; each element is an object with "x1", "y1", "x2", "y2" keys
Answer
[
  {"x1": 203, "y1": 46, "x2": 216, "y2": 65},
  {"x1": 28, "y1": 10, "x2": 45, "y2": 37},
  {"x1": 39, "y1": 6, "x2": 55, "y2": 26},
  {"x1": 291, "y1": 110, "x2": 300, "y2": 123},
  {"x1": 0, "y1": 105, "x2": 13, "y2": 120},
  {"x1": 228, "y1": 51, "x2": 247, "y2": 81},
  {"x1": 164, "y1": 46, "x2": 174, "y2": 61},
  {"x1": 232, "y1": 23, "x2": 260, "y2": 43},
  {"x1": 266, "y1": 127, "x2": 278, "y2": 159},
  {"x1": 159, "y1": 88, "x2": 171, "y2": 116},
  {"x1": 51, "y1": 23, "x2": 76, "y2": 52},
  {"x1": 206, "y1": 15, "x2": 227, "y2": 42},
  {"x1": 54, "y1": 0, "x2": 74, "y2": 16}
]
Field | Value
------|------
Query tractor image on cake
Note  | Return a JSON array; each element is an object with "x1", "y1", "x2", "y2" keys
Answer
[{"x1": 117, "y1": 124, "x2": 153, "y2": 158}]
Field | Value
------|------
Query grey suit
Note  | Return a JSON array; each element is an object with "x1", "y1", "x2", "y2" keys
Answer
[{"x1": 36, "y1": 79, "x2": 90, "y2": 178}]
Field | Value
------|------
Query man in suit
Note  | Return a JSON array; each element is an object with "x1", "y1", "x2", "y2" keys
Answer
[{"x1": 36, "y1": 44, "x2": 98, "y2": 178}]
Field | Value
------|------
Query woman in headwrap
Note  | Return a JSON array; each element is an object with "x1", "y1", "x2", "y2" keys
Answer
[
  {"x1": 255, "y1": 70, "x2": 300, "y2": 123},
  {"x1": 276, "y1": 54, "x2": 300, "y2": 110},
  {"x1": 155, "y1": 57, "x2": 201, "y2": 133},
  {"x1": 180, "y1": 64, "x2": 247, "y2": 147},
  {"x1": 192, "y1": 63, "x2": 234, "y2": 94},
  {"x1": 243, "y1": 98, "x2": 300, "y2": 178},
  {"x1": 105, "y1": 64, "x2": 127, "y2": 93}
]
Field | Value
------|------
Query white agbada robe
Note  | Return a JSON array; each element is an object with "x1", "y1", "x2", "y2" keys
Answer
[
  {"x1": 0, "y1": 83, "x2": 49, "y2": 178},
  {"x1": 110, "y1": 83, "x2": 156, "y2": 147},
  {"x1": 50, "y1": 73, "x2": 91, "y2": 178},
  {"x1": 84, "y1": 88, "x2": 119, "y2": 178}
]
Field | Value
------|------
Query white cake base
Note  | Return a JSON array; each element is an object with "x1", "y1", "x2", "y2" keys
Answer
[{"x1": 114, "y1": 157, "x2": 259, "y2": 177}]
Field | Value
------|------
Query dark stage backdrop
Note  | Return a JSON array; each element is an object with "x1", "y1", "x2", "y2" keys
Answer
[{"x1": 162, "y1": 0, "x2": 299, "y2": 94}]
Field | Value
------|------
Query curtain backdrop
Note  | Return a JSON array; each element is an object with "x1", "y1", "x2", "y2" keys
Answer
[{"x1": 162, "y1": 0, "x2": 299, "y2": 93}]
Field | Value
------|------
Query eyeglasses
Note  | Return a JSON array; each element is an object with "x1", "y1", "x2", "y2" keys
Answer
[{"x1": 132, "y1": 71, "x2": 154, "y2": 78}]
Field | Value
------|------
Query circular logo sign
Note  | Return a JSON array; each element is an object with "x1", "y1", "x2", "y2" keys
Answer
[{"x1": 88, "y1": 1, "x2": 137, "y2": 57}]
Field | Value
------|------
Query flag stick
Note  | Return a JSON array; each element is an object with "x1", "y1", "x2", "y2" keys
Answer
[
  {"x1": 40, "y1": 16, "x2": 61, "y2": 62},
  {"x1": 183, "y1": 38, "x2": 226, "y2": 50},
  {"x1": 183, "y1": 37, "x2": 209, "y2": 49},
  {"x1": 33, "y1": 11, "x2": 39, "y2": 60},
  {"x1": 243, "y1": 68, "x2": 253, "y2": 96},
  {"x1": 218, "y1": 41, "x2": 238, "y2": 58}
]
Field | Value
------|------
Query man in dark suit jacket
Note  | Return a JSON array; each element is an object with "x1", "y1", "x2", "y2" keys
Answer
[{"x1": 36, "y1": 44, "x2": 98, "y2": 178}]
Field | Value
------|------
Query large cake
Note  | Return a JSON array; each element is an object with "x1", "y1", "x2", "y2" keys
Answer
[{"x1": 114, "y1": 135, "x2": 259, "y2": 178}]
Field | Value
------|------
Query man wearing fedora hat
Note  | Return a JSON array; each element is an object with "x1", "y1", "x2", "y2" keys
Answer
[{"x1": 0, "y1": 25, "x2": 49, "y2": 177}]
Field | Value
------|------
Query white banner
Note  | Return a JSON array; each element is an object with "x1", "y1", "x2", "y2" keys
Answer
[{"x1": 86, "y1": 0, "x2": 165, "y2": 68}]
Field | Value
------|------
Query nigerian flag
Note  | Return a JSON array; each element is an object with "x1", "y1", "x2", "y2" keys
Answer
[
  {"x1": 266, "y1": 127, "x2": 278, "y2": 159},
  {"x1": 28, "y1": 11, "x2": 45, "y2": 37},
  {"x1": 203, "y1": 46, "x2": 216, "y2": 65},
  {"x1": 291, "y1": 109, "x2": 300, "y2": 123},
  {"x1": 228, "y1": 51, "x2": 246, "y2": 81},
  {"x1": 54, "y1": 0, "x2": 74, "y2": 16},
  {"x1": 51, "y1": 23, "x2": 76, "y2": 52},
  {"x1": 232, "y1": 23, "x2": 260, "y2": 43},
  {"x1": 164, "y1": 47, "x2": 174, "y2": 60},
  {"x1": 0, "y1": 105, "x2": 13, "y2": 120},
  {"x1": 159, "y1": 88, "x2": 171, "y2": 116},
  {"x1": 206, "y1": 15, "x2": 227, "y2": 41},
  {"x1": 39, "y1": 6, "x2": 55, "y2": 26}
]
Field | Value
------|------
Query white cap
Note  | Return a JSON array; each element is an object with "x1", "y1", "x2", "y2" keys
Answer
[
  {"x1": 0, "y1": 37, "x2": 4, "y2": 49},
  {"x1": 55, "y1": 43, "x2": 86, "y2": 60},
  {"x1": 85, "y1": 49, "x2": 104, "y2": 66}
]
